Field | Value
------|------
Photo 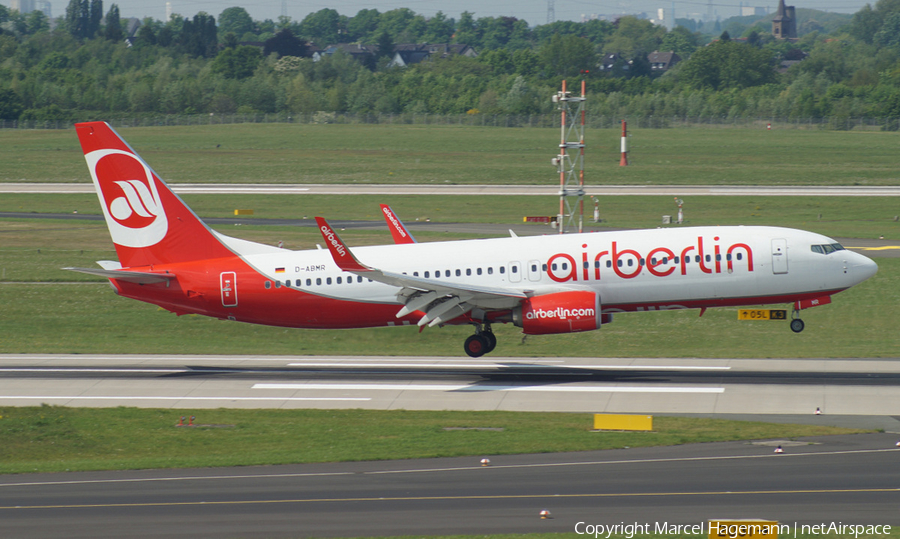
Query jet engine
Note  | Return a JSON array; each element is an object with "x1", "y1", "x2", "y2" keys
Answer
[{"x1": 511, "y1": 290, "x2": 608, "y2": 335}]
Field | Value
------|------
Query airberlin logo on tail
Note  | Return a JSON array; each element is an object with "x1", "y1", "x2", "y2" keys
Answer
[
  {"x1": 320, "y1": 225, "x2": 347, "y2": 257},
  {"x1": 85, "y1": 149, "x2": 168, "y2": 248}
]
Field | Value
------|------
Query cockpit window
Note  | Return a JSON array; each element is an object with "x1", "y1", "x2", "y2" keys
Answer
[{"x1": 811, "y1": 243, "x2": 845, "y2": 255}]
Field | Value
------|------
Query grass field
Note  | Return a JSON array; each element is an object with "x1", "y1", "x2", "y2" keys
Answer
[
  {"x1": 2, "y1": 123, "x2": 900, "y2": 185},
  {"x1": 0, "y1": 407, "x2": 867, "y2": 474}
]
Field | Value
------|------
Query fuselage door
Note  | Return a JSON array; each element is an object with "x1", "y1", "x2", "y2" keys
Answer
[
  {"x1": 771, "y1": 239, "x2": 788, "y2": 274},
  {"x1": 220, "y1": 271, "x2": 238, "y2": 307},
  {"x1": 527, "y1": 260, "x2": 542, "y2": 282},
  {"x1": 508, "y1": 261, "x2": 522, "y2": 283}
]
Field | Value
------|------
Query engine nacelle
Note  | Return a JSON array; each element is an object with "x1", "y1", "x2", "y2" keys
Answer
[{"x1": 512, "y1": 290, "x2": 604, "y2": 335}]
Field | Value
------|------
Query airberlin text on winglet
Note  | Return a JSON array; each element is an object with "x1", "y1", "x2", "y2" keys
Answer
[{"x1": 574, "y1": 521, "x2": 892, "y2": 539}]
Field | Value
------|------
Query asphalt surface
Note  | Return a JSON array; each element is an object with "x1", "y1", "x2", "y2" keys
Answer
[
  {"x1": 1, "y1": 433, "x2": 898, "y2": 539},
  {"x1": 2, "y1": 355, "x2": 900, "y2": 428}
]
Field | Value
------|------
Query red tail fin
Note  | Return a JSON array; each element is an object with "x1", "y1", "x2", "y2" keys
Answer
[{"x1": 76, "y1": 122, "x2": 233, "y2": 268}]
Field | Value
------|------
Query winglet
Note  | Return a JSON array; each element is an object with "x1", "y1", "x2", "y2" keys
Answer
[
  {"x1": 315, "y1": 217, "x2": 371, "y2": 273},
  {"x1": 380, "y1": 204, "x2": 416, "y2": 244}
]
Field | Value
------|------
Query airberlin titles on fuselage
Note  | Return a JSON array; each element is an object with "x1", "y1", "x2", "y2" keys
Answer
[{"x1": 546, "y1": 236, "x2": 753, "y2": 283}]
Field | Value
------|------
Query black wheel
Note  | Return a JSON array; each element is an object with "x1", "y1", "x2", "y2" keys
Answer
[
  {"x1": 790, "y1": 319, "x2": 805, "y2": 333},
  {"x1": 464, "y1": 334, "x2": 489, "y2": 357},
  {"x1": 483, "y1": 331, "x2": 497, "y2": 353}
]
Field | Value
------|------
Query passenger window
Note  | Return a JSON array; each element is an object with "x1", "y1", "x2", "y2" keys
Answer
[
  {"x1": 445, "y1": 270, "x2": 451, "y2": 277},
  {"x1": 413, "y1": 271, "x2": 419, "y2": 276},
  {"x1": 424, "y1": 271, "x2": 430, "y2": 278},
  {"x1": 456, "y1": 269, "x2": 461, "y2": 277},
  {"x1": 265, "y1": 281, "x2": 271, "y2": 289},
  {"x1": 275, "y1": 281, "x2": 281, "y2": 288},
  {"x1": 500, "y1": 267, "x2": 505, "y2": 274},
  {"x1": 466, "y1": 269, "x2": 472, "y2": 276},
  {"x1": 326, "y1": 277, "x2": 332, "y2": 285},
  {"x1": 511, "y1": 266, "x2": 517, "y2": 273},
  {"x1": 316, "y1": 278, "x2": 322, "y2": 285},
  {"x1": 488, "y1": 267, "x2": 493, "y2": 275},
  {"x1": 306, "y1": 279, "x2": 311, "y2": 286},
  {"x1": 336, "y1": 276, "x2": 342, "y2": 284},
  {"x1": 606, "y1": 261, "x2": 612, "y2": 268},
  {"x1": 736, "y1": 253, "x2": 743, "y2": 260},
  {"x1": 477, "y1": 268, "x2": 483, "y2": 275}
]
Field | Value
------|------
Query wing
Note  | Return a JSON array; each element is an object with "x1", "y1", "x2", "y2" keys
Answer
[{"x1": 315, "y1": 217, "x2": 526, "y2": 327}]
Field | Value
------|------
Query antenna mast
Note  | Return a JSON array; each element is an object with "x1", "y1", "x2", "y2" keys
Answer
[{"x1": 551, "y1": 80, "x2": 586, "y2": 234}]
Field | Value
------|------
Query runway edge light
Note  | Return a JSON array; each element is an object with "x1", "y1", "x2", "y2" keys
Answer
[
  {"x1": 709, "y1": 520, "x2": 779, "y2": 539},
  {"x1": 593, "y1": 414, "x2": 652, "y2": 431}
]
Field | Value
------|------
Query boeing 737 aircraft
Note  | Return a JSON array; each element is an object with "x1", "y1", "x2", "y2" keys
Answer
[{"x1": 67, "y1": 122, "x2": 878, "y2": 357}]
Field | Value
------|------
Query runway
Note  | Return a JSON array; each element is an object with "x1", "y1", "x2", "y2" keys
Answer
[
  {"x1": 4, "y1": 182, "x2": 900, "y2": 196},
  {"x1": 1, "y1": 433, "x2": 898, "y2": 538},
  {"x1": 2, "y1": 355, "x2": 900, "y2": 429}
]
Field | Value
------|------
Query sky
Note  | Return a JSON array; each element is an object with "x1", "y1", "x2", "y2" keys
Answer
[{"x1": 8, "y1": 0, "x2": 870, "y2": 26}]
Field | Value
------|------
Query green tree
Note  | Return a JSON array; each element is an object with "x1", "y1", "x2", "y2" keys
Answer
[
  {"x1": 603, "y1": 16, "x2": 664, "y2": 56},
  {"x1": 347, "y1": 8, "x2": 380, "y2": 42},
  {"x1": 375, "y1": 30, "x2": 394, "y2": 61},
  {"x1": 218, "y1": 7, "x2": 254, "y2": 38},
  {"x1": 660, "y1": 26, "x2": 700, "y2": 57},
  {"x1": 874, "y1": 12, "x2": 900, "y2": 49},
  {"x1": 678, "y1": 40, "x2": 775, "y2": 90},
  {"x1": 264, "y1": 28, "x2": 307, "y2": 58},
  {"x1": 25, "y1": 10, "x2": 49, "y2": 34},
  {"x1": 540, "y1": 33, "x2": 598, "y2": 78},
  {"x1": 454, "y1": 11, "x2": 478, "y2": 46},
  {"x1": 424, "y1": 11, "x2": 453, "y2": 43},
  {"x1": 300, "y1": 8, "x2": 341, "y2": 45},
  {"x1": 210, "y1": 45, "x2": 262, "y2": 79},
  {"x1": 104, "y1": 4, "x2": 123, "y2": 41},
  {"x1": 0, "y1": 88, "x2": 23, "y2": 120}
]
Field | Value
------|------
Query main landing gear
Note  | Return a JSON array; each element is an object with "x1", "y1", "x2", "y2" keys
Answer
[
  {"x1": 464, "y1": 323, "x2": 497, "y2": 357},
  {"x1": 790, "y1": 306, "x2": 805, "y2": 333}
]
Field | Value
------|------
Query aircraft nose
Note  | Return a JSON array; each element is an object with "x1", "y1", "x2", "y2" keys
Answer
[{"x1": 851, "y1": 252, "x2": 878, "y2": 283}]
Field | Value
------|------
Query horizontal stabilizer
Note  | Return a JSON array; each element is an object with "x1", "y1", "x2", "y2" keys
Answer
[{"x1": 64, "y1": 267, "x2": 176, "y2": 284}]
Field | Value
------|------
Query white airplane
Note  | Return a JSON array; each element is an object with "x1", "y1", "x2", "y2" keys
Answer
[{"x1": 67, "y1": 122, "x2": 878, "y2": 357}]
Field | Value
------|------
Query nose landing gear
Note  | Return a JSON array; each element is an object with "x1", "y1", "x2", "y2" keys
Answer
[
  {"x1": 464, "y1": 323, "x2": 497, "y2": 357},
  {"x1": 790, "y1": 307, "x2": 804, "y2": 333}
]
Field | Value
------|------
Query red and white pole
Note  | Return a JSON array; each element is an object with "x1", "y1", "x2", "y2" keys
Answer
[{"x1": 619, "y1": 120, "x2": 628, "y2": 166}]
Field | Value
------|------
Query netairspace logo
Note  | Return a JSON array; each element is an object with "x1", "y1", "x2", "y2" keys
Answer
[{"x1": 526, "y1": 307, "x2": 595, "y2": 320}]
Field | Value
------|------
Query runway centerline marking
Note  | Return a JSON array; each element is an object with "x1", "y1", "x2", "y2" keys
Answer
[
  {"x1": 253, "y1": 383, "x2": 725, "y2": 393},
  {"x1": 3, "y1": 487, "x2": 898, "y2": 510}
]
